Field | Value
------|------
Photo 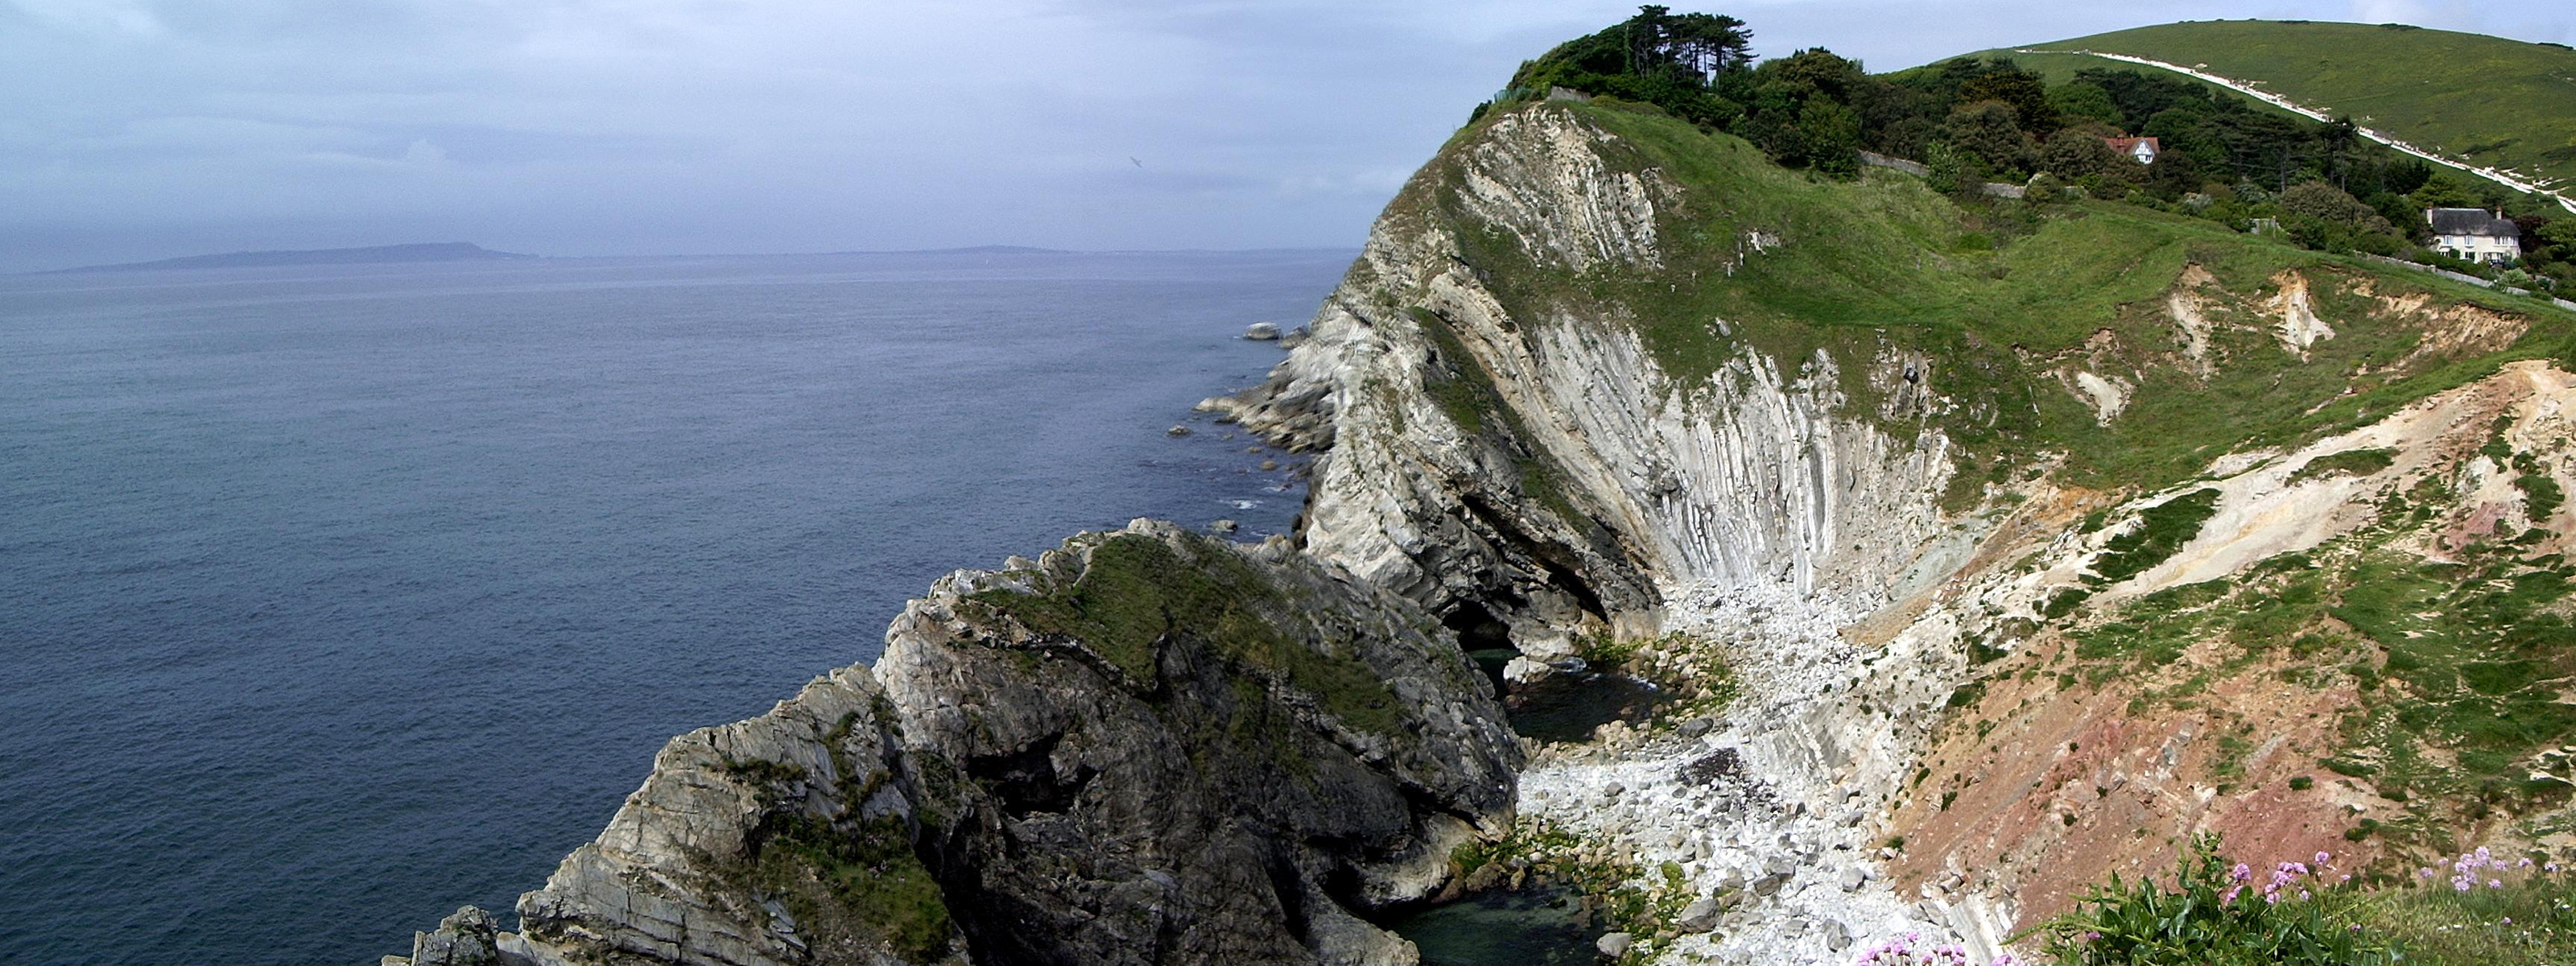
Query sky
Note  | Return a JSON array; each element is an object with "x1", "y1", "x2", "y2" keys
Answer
[{"x1": 1, "y1": 0, "x2": 2568, "y2": 272}]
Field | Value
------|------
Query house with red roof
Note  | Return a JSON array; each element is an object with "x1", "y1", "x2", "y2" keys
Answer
[{"x1": 2103, "y1": 136, "x2": 2160, "y2": 165}]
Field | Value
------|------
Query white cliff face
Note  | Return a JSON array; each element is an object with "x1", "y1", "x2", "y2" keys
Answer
[
  {"x1": 1522, "y1": 584, "x2": 2017, "y2": 965},
  {"x1": 1223, "y1": 105, "x2": 1959, "y2": 650},
  {"x1": 1216, "y1": 102, "x2": 2004, "y2": 962},
  {"x1": 1449, "y1": 109, "x2": 1677, "y2": 273}
]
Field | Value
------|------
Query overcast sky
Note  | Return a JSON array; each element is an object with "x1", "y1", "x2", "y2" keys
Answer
[{"x1": 1, "y1": 0, "x2": 2566, "y2": 272}]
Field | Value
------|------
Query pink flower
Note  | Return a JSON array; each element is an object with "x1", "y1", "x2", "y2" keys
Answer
[{"x1": 2316, "y1": 851, "x2": 2332, "y2": 866}]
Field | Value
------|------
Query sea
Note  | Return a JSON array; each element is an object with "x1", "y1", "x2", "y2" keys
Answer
[{"x1": 0, "y1": 249, "x2": 1352, "y2": 966}]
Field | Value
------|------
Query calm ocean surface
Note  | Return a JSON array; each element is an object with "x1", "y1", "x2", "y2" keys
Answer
[{"x1": 0, "y1": 250, "x2": 1349, "y2": 965}]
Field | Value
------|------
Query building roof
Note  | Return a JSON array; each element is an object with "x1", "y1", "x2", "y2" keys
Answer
[
  {"x1": 2427, "y1": 208, "x2": 2519, "y2": 237},
  {"x1": 2104, "y1": 136, "x2": 2161, "y2": 154}
]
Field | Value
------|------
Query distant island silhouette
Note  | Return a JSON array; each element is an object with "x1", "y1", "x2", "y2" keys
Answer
[{"x1": 55, "y1": 242, "x2": 535, "y2": 273}]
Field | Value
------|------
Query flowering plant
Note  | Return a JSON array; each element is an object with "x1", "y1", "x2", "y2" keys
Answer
[
  {"x1": 1852, "y1": 933, "x2": 2021, "y2": 966},
  {"x1": 2041, "y1": 834, "x2": 2401, "y2": 965}
]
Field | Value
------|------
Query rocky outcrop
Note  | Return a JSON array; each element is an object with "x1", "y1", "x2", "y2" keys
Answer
[
  {"x1": 386, "y1": 522, "x2": 1517, "y2": 966},
  {"x1": 1207, "y1": 105, "x2": 1958, "y2": 658}
]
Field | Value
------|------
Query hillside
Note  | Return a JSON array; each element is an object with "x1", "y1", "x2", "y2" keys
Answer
[
  {"x1": 1990, "y1": 20, "x2": 2576, "y2": 194},
  {"x1": 1214, "y1": 92, "x2": 2576, "y2": 964}
]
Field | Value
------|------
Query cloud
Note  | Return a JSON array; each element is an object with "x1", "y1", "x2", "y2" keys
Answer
[{"x1": 0, "y1": 0, "x2": 2568, "y2": 271}]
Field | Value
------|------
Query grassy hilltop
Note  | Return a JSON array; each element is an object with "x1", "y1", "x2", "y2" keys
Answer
[{"x1": 1991, "y1": 20, "x2": 2576, "y2": 192}]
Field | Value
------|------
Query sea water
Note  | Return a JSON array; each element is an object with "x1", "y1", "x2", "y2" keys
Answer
[{"x1": 0, "y1": 250, "x2": 1348, "y2": 965}]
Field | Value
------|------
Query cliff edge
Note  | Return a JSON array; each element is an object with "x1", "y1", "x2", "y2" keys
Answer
[{"x1": 386, "y1": 522, "x2": 1516, "y2": 966}]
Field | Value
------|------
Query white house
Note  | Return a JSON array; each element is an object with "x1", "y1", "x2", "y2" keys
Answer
[
  {"x1": 2104, "y1": 136, "x2": 2160, "y2": 165},
  {"x1": 2426, "y1": 208, "x2": 2523, "y2": 264}
]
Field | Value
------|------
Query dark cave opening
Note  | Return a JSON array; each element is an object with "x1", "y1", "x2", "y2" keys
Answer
[{"x1": 1442, "y1": 601, "x2": 1517, "y2": 700}]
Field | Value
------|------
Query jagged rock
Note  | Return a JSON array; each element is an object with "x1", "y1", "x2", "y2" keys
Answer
[
  {"x1": 1166, "y1": 424, "x2": 1191, "y2": 436},
  {"x1": 470, "y1": 522, "x2": 1518, "y2": 966},
  {"x1": 1210, "y1": 518, "x2": 1238, "y2": 533},
  {"x1": 407, "y1": 907, "x2": 501, "y2": 966},
  {"x1": 1244, "y1": 322, "x2": 1282, "y2": 341}
]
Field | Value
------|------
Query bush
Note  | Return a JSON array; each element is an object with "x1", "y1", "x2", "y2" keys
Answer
[{"x1": 2044, "y1": 834, "x2": 2401, "y2": 965}]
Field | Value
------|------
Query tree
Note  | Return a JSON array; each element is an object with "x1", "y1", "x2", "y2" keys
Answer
[
  {"x1": 2412, "y1": 175, "x2": 2476, "y2": 209},
  {"x1": 2074, "y1": 67, "x2": 2211, "y2": 126},
  {"x1": 1617, "y1": 6, "x2": 1750, "y2": 81},
  {"x1": 2040, "y1": 129, "x2": 2124, "y2": 180},
  {"x1": 1940, "y1": 100, "x2": 2032, "y2": 176},
  {"x1": 1799, "y1": 98, "x2": 1863, "y2": 174},
  {"x1": 2046, "y1": 82, "x2": 2122, "y2": 128},
  {"x1": 2281, "y1": 181, "x2": 2396, "y2": 234},
  {"x1": 1957, "y1": 68, "x2": 2056, "y2": 134}
]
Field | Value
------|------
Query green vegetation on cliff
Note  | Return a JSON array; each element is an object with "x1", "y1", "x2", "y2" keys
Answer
[
  {"x1": 964, "y1": 533, "x2": 1404, "y2": 736},
  {"x1": 1427, "y1": 97, "x2": 2573, "y2": 498}
]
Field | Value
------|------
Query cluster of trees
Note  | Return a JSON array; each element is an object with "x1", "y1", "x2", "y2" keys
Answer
[{"x1": 1488, "y1": 7, "x2": 2576, "y2": 291}]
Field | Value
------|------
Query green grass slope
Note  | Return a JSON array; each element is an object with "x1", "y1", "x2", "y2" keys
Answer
[
  {"x1": 1423, "y1": 100, "x2": 2575, "y2": 504},
  {"x1": 1992, "y1": 20, "x2": 2576, "y2": 191}
]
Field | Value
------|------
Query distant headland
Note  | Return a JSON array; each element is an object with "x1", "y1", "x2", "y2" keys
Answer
[{"x1": 52, "y1": 242, "x2": 535, "y2": 273}]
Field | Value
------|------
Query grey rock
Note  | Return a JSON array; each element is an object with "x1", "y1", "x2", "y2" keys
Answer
[
  {"x1": 1678, "y1": 717, "x2": 1712, "y2": 737},
  {"x1": 1596, "y1": 931, "x2": 1633, "y2": 958},
  {"x1": 1839, "y1": 867, "x2": 1865, "y2": 892},
  {"x1": 408, "y1": 907, "x2": 500, "y2": 966},
  {"x1": 1825, "y1": 919, "x2": 1853, "y2": 952},
  {"x1": 1676, "y1": 897, "x2": 1721, "y2": 931},
  {"x1": 1210, "y1": 518, "x2": 1239, "y2": 533},
  {"x1": 1503, "y1": 655, "x2": 1553, "y2": 686},
  {"x1": 1244, "y1": 321, "x2": 1282, "y2": 341},
  {"x1": 1166, "y1": 424, "x2": 1191, "y2": 436},
  {"x1": 475, "y1": 522, "x2": 1517, "y2": 966}
]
